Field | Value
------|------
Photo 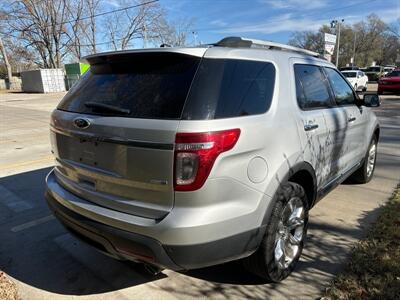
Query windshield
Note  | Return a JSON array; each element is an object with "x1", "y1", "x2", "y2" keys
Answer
[
  {"x1": 57, "y1": 52, "x2": 200, "y2": 119},
  {"x1": 366, "y1": 67, "x2": 381, "y2": 72},
  {"x1": 343, "y1": 72, "x2": 357, "y2": 78}
]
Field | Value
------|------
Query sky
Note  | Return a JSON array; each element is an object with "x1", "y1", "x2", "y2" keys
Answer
[{"x1": 155, "y1": 0, "x2": 400, "y2": 45}]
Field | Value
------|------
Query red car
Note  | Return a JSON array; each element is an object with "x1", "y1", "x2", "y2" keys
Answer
[{"x1": 378, "y1": 69, "x2": 400, "y2": 94}]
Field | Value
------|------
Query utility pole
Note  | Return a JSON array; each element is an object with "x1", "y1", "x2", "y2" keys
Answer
[
  {"x1": 143, "y1": 24, "x2": 147, "y2": 48},
  {"x1": 331, "y1": 19, "x2": 344, "y2": 67},
  {"x1": 352, "y1": 32, "x2": 357, "y2": 66},
  {"x1": 0, "y1": 36, "x2": 12, "y2": 89},
  {"x1": 192, "y1": 31, "x2": 198, "y2": 46}
]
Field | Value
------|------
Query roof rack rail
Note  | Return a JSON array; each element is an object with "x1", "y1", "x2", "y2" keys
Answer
[{"x1": 215, "y1": 36, "x2": 321, "y2": 58}]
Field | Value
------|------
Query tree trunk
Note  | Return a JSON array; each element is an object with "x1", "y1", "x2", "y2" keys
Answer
[{"x1": 0, "y1": 37, "x2": 13, "y2": 89}]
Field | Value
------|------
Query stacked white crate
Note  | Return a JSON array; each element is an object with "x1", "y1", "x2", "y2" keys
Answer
[
  {"x1": 21, "y1": 69, "x2": 66, "y2": 93},
  {"x1": 40, "y1": 69, "x2": 66, "y2": 93}
]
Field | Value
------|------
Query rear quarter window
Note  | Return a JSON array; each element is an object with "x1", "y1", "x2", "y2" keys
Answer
[{"x1": 182, "y1": 58, "x2": 276, "y2": 120}]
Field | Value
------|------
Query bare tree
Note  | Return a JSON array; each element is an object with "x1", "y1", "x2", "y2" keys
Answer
[
  {"x1": 152, "y1": 17, "x2": 194, "y2": 47},
  {"x1": 85, "y1": 0, "x2": 101, "y2": 54},
  {"x1": 64, "y1": 0, "x2": 86, "y2": 60},
  {"x1": 2, "y1": 0, "x2": 72, "y2": 68},
  {"x1": 104, "y1": 0, "x2": 164, "y2": 50}
]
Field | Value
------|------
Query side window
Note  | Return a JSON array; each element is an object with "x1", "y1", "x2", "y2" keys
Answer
[
  {"x1": 294, "y1": 64, "x2": 333, "y2": 109},
  {"x1": 324, "y1": 67, "x2": 356, "y2": 105}
]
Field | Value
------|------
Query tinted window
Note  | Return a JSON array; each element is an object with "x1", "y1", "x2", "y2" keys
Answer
[
  {"x1": 57, "y1": 53, "x2": 200, "y2": 119},
  {"x1": 388, "y1": 71, "x2": 400, "y2": 77},
  {"x1": 367, "y1": 67, "x2": 381, "y2": 72},
  {"x1": 325, "y1": 68, "x2": 355, "y2": 105},
  {"x1": 182, "y1": 59, "x2": 275, "y2": 120},
  {"x1": 294, "y1": 64, "x2": 332, "y2": 109},
  {"x1": 342, "y1": 72, "x2": 356, "y2": 78}
]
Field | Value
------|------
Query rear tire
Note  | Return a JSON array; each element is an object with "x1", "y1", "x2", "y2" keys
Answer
[
  {"x1": 348, "y1": 136, "x2": 377, "y2": 184},
  {"x1": 243, "y1": 182, "x2": 309, "y2": 282}
]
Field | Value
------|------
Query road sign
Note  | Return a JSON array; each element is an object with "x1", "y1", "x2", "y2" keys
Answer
[
  {"x1": 324, "y1": 43, "x2": 335, "y2": 55},
  {"x1": 324, "y1": 33, "x2": 336, "y2": 44}
]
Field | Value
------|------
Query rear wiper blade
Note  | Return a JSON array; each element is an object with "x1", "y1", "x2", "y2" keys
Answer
[{"x1": 84, "y1": 102, "x2": 131, "y2": 115}]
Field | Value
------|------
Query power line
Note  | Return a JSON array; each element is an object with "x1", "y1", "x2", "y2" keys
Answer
[
  {"x1": 59, "y1": 0, "x2": 159, "y2": 26},
  {"x1": 4, "y1": 0, "x2": 159, "y2": 27},
  {"x1": 0, "y1": 0, "x2": 382, "y2": 50}
]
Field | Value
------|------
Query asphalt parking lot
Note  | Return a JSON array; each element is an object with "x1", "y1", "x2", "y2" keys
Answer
[{"x1": 0, "y1": 87, "x2": 399, "y2": 300}]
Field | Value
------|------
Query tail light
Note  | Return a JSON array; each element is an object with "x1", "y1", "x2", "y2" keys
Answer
[{"x1": 174, "y1": 129, "x2": 240, "y2": 191}]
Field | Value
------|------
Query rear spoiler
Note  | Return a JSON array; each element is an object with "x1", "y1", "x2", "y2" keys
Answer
[{"x1": 81, "y1": 48, "x2": 207, "y2": 65}]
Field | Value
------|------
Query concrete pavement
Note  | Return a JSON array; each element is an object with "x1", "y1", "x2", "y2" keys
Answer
[{"x1": 0, "y1": 89, "x2": 399, "y2": 299}]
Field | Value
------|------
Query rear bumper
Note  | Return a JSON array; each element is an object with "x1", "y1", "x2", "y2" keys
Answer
[{"x1": 45, "y1": 169, "x2": 265, "y2": 270}]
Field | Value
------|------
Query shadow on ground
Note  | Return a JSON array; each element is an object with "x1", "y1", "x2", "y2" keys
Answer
[
  {"x1": 0, "y1": 167, "x2": 389, "y2": 299},
  {"x1": 0, "y1": 167, "x2": 163, "y2": 296}
]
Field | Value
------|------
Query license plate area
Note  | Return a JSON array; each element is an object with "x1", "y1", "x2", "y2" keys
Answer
[{"x1": 77, "y1": 138, "x2": 100, "y2": 167}]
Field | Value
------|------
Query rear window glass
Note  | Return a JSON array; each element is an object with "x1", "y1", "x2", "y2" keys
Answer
[
  {"x1": 182, "y1": 58, "x2": 276, "y2": 120},
  {"x1": 57, "y1": 52, "x2": 200, "y2": 119},
  {"x1": 342, "y1": 72, "x2": 356, "y2": 78},
  {"x1": 366, "y1": 67, "x2": 381, "y2": 72}
]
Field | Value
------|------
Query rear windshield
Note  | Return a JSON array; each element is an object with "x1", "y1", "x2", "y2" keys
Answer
[
  {"x1": 342, "y1": 72, "x2": 356, "y2": 78},
  {"x1": 57, "y1": 52, "x2": 200, "y2": 119},
  {"x1": 366, "y1": 67, "x2": 381, "y2": 72},
  {"x1": 58, "y1": 54, "x2": 276, "y2": 120},
  {"x1": 182, "y1": 58, "x2": 276, "y2": 120}
]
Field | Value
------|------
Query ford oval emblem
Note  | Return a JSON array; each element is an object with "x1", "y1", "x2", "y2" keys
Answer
[{"x1": 73, "y1": 118, "x2": 90, "y2": 129}]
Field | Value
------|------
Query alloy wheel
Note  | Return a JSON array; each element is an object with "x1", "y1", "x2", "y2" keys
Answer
[
  {"x1": 367, "y1": 142, "x2": 377, "y2": 178},
  {"x1": 274, "y1": 197, "x2": 305, "y2": 269}
]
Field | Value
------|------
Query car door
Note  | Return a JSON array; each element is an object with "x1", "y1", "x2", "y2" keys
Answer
[
  {"x1": 292, "y1": 63, "x2": 337, "y2": 187},
  {"x1": 323, "y1": 67, "x2": 368, "y2": 174},
  {"x1": 361, "y1": 72, "x2": 368, "y2": 88},
  {"x1": 355, "y1": 71, "x2": 362, "y2": 89}
]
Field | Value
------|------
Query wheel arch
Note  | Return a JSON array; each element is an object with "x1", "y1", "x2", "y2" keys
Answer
[
  {"x1": 373, "y1": 125, "x2": 380, "y2": 141},
  {"x1": 261, "y1": 161, "x2": 317, "y2": 226}
]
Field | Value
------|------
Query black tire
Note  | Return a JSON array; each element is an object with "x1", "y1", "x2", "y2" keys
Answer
[
  {"x1": 348, "y1": 136, "x2": 378, "y2": 184},
  {"x1": 243, "y1": 182, "x2": 309, "y2": 282}
]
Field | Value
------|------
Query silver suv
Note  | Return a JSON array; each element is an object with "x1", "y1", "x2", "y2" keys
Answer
[{"x1": 46, "y1": 37, "x2": 380, "y2": 282}]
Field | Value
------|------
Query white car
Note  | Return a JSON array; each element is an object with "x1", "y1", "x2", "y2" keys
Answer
[{"x1": 342, "y1": 70, "x2": 368, "y2": 91}]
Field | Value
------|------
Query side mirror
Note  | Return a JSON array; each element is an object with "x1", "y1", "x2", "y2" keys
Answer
[{"x1": 363, "y1": 93, "x2": 380, "y2": 107}]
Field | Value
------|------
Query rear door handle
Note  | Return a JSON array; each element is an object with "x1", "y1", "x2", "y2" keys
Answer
[
  {"x1": 304, "y1": 124, "x2": 319, "y2": 131},
  {"x1": 348, "y1": 117, "x2": 356, "y2": 123}
]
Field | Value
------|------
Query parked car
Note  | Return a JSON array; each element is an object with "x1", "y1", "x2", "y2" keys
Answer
[
  {"x1": 340, "y1": 66, "x2": 359, "y2": 71},
  {"x1": 378, "y1": 69, "x2": 400, "y2": 95},
  {"x1": 45, "y1": 36, "x2": 380, "y2": 282},
  {"x1": 364, "y1": 66, "x2": 384, "y2": 81},
  {"x1": 342, "y1": 70, "x2": 368, "y2": 91},
  {"x1": 383, "y1": 66, "x2": 395, "y2": 76}
]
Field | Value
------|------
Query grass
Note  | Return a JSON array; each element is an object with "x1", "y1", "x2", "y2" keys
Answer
[
  {"x1": 0, "y1": 272, "x2": 20, "y2": 300},
  {"x1": 323, "y1": 185, "x2": 400, "y2": 300}
]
